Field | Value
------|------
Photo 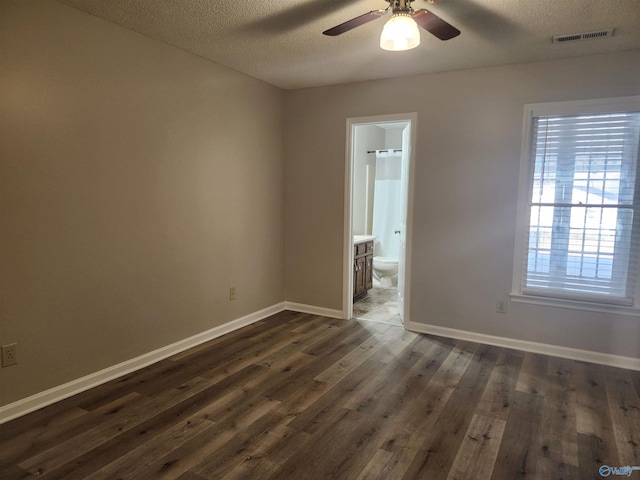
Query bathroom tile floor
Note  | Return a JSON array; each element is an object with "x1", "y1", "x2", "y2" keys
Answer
[{"x1": 353, "y1": 286, "x2": 403, "y2": 326}]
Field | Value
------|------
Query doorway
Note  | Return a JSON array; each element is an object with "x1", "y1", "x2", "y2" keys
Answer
[{"x1": 343, "y1": 113, "x2": 416, "y2": 325}]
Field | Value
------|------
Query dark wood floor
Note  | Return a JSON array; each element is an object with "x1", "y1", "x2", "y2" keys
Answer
[{"x1": 1, "y1": 311, "x2": 639, "y2": 479}]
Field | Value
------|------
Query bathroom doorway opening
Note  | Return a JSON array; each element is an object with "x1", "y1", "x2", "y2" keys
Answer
[{"x1": 343, "y1": 113, "x2": 416, "y2": 326}]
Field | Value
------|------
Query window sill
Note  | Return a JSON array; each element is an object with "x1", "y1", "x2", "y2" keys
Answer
[{"x1": 510, "y1": 293, "x2": 640, "y2": 317}]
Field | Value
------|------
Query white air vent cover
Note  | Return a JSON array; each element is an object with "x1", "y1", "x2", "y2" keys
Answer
[{"x1": 553, "y1": 29, "x2": 614, "y2": 43}]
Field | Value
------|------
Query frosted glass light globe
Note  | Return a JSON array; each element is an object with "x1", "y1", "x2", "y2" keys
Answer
[{"x1": 380, "y1": 14, "x2": 420, "y2": 51}]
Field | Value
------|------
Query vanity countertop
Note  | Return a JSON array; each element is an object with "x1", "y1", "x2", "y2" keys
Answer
[{"x1": 353, "y1": 235, "x2": 375, "y2": 244}]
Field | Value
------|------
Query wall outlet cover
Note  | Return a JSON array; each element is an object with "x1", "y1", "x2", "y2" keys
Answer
[{"x1": 2, "y1": 344, "x2": 17, "y2": 367}]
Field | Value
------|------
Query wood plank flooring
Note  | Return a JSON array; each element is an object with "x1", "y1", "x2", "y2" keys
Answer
[{"x1": 1, "y1": 310, "x2": 639, "y2": 479}]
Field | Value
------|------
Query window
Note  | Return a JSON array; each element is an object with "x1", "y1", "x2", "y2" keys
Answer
[{"x1": 512, "y1": 97, "x2": 640, "y2": 310}]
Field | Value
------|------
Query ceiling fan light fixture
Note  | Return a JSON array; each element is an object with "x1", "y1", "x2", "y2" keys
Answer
[{"x1": 379, "y1": 13, "x2": 420, "y2": 51}]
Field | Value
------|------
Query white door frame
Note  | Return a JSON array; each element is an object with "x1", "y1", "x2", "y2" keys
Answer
[{"x1": 342, "y1": 112, "x2": 417, "y2": 323}]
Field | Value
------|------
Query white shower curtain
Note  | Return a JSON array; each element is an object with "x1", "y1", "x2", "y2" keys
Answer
[{"x1": 372, "y1": 151, "x2": 402, "y2": 259}]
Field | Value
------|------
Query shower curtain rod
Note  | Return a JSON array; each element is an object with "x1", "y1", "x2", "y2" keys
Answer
[{"x1": 367, "y1": 149, "x2": 402, "y2": 153}]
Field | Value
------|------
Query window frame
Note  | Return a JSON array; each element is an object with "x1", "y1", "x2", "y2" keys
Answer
[{"x1": 511, "y1": 96, "x2": 640, "y2": 315}]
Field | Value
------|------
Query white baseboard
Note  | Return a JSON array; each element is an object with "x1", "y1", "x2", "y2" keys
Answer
[
  {"x1": 405, "y1": 320, "x2": 640, "y2": 371},
  {"x1": 0, "y1": 302, "x2": 286, "y2": 425},
  {"x1": 284, "y1": 302, "x2": 344, "y2": 319},
  {"x1": 10, "y1": 305, "x2": 634, "y2": 425}
]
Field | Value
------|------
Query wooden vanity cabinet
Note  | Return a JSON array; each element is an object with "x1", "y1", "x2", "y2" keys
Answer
[{"x1": 353, "y1": 240, "x2": 374, "y2": 299}]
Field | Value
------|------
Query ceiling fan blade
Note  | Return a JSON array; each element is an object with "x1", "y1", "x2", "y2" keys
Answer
[
  {"x1": 412, "y1": 9, "x2": 460, "y2": 40},
  {"x1": 323, "y1": 10, "x2": 384, "y2": 36}
]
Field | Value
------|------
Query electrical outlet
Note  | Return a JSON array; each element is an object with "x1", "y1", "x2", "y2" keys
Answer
[
  {"x1": 229, "y1": 286, "x2": 237, "y2": 301},
  {"x1": 496, "y1": 299, "x2": 507, "y2": 314},
  {"x1": 2, "y1": 343, "x2": 17, "y2": 367}
]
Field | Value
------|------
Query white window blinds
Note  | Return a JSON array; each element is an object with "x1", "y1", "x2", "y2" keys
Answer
[{"x1": 521, "y1": 110, "x2": 640, "y2": 304}]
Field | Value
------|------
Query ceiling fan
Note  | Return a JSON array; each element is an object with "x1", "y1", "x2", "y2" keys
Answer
[{"x1": 323, "y1": 0, "x2": 460, "y2": 51}]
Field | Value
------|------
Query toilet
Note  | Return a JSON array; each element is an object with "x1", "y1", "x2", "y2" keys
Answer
[{"x1": 372, "y1": 256, "x2": 398, "y2": 287}]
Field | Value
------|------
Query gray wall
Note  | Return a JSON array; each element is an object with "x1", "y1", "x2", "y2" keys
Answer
[
  {"x1": 352, "y1": 125, "x2": 384, "y2": 235},
  {"x1": 0, "y1": 0, "x2": 285, "y2": 406},
  {"x1": 284, "y1": 50, "x2": 640, "y2": 358}
]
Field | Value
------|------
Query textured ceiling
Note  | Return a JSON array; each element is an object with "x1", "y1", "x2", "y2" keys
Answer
[{"x1": 55, "y1": 0, "x2": 640, "y2": 90}]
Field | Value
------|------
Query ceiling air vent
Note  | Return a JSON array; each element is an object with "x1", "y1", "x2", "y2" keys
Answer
[{"x1": 553, "y1": 29, "x2": 614, "y2": 44}]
